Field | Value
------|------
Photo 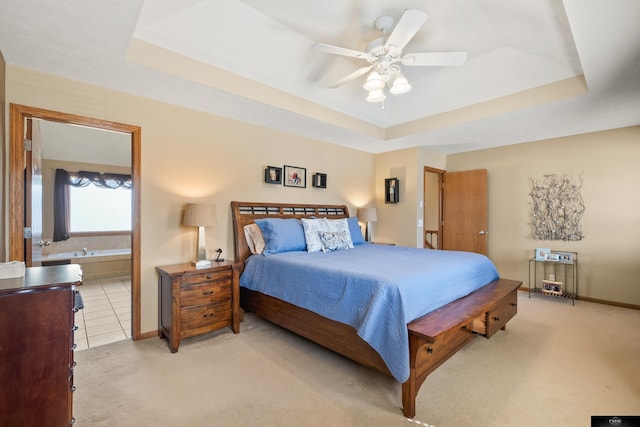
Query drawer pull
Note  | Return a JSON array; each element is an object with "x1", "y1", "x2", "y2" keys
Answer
[
  {"x1": 492, "y1": 316, "x2": 500, "y2": 322},
  {"x1": 510, "y1": 303, "x2": 517, "y2": 307},
  {"x1": 203, "y1": 311, "x2": 216, "y2": 318},
  {"x1": 202, "y1": 290, "x2": 214, "y2": 295},
  {"x1": 206, "y1": 275, "x2": 212, "y2": 279},
  {"x1": 460, "y1": 325, "x2": 467, "y2": 331},
  {"x1": 426, "y1": 347, "x2": 433, "y2": 354},
  {"x1": 70, "y1": 385, "x2": 76, "y2": 392}
]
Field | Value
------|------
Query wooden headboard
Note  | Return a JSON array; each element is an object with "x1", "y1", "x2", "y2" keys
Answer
[{"x1": 230, "y1": 201, "x2": 350, "y2": 265}]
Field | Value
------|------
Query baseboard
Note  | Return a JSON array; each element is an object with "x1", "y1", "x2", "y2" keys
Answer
[{"x1": 517, "y1": 287, "x2": 639, "y2": 310}]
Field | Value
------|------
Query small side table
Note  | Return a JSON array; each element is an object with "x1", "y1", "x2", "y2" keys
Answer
[{"x1": 156, "y1": 261, "x2": 241, "y2": 352}]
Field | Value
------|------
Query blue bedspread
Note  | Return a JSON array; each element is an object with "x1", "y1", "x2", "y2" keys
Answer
[{"x1": 239, "y1": 244, "x2": 499, "y2": 382}]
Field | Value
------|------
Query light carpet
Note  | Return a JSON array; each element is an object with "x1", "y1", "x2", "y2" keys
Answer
[{"x1": 74, "y1": 292, "x2": 640, "y2": 426}]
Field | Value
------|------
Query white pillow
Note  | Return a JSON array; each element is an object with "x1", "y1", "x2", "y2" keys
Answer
[
  {"x1": 301, "y1": 218, "x2": 329, "y2": 253},
  {"x1": 243, "y1": 223, "x2": 265, "y2": 255},
  {"x1": 324, "y1": 218, "x2": 354, "y2": 249}
]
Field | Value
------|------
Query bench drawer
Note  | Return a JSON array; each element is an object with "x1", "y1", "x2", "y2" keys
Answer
[
  {"x1": 472, "y1": 289, "x2": 518, "y2": 338},
  {"x1": 414, "y1": 321, "x2": 474, "y2": 377}
]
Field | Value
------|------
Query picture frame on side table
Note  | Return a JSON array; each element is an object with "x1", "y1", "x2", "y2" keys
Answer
[
  {"x1": 284, "y1": 165, "x2": 306, "y2": 188},
  {"x1": 542, "y1": 279, "x2": 563, "y2": 295},
  {"x1": 535, "y1": 247, "x2": 551, "y2": 261}
]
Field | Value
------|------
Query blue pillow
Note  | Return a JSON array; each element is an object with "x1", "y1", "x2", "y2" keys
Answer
[
  {"x1": 255, "y1": 218, "x2": 306, "y2": 255},
  {"x1": 347, "y1": 216, "x2": 365, "y2": 245}
]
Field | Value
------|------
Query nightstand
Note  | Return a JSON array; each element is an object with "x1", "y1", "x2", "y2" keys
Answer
[{"x1": 156, "y1": 261, "x2": 241, "y2": 352}]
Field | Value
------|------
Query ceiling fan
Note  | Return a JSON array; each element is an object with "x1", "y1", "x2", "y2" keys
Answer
[{"x1": 315, "y1": 9, "x2": 467, "y2": 103}]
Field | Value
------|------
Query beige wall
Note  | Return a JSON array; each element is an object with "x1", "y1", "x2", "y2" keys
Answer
[
  {"x1": 447, "y1": 127, "x2": 640, "y2": 306},
  {"x1": 3, "y1": 65, "x2": 375, "y2": 334},
  {"x1": 374, "y1": 146, "x2": 446, "y2": 247}
]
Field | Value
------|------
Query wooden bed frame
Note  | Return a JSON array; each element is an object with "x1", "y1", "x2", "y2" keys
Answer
[{"x1": 231, "y1": 201, "x2": 521, "y2": 418}]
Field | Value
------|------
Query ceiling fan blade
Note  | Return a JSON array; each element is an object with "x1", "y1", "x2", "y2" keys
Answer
[
  {"x1": 401, "y1": 51, "x2": 468, "y2": 66},
  {"x1": 384, "y1": 9, "x2": 428, "y2": 53},
  {"x1": 329, "y1": 65, "x2": 373, "y2": 88},
  {"x1": 314, "y1": 43, "x2": 372, "y2": 61}
]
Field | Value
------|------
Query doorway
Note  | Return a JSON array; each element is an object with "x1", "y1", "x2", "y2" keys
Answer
[
  {"x1": 9, "y1": 104, "x2": 142, "y2": 341},
  {"x1": 423, "y1": 166, "x2": 444, "y2": 249}
]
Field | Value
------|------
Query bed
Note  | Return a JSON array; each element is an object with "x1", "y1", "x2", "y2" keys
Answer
[{"x1": 231, "y1": 201, "x2": 521, "y2": 418}]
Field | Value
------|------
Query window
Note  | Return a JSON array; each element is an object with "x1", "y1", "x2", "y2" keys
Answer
[{"x1": 70, "y1": 185, "x2": 131, "y2": 232}]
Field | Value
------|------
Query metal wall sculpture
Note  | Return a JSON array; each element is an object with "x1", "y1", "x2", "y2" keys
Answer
[{"x1": 529, "y1": 173, "x2": 585, "y2": 241}]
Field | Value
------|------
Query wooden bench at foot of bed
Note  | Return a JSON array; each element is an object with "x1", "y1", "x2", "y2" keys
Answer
[{"x1": 402, "y1": 278, "x2": 520, "y2": 418}]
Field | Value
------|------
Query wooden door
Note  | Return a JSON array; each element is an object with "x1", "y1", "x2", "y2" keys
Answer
[{"x1": 442, "y1": 169, "x2": 488, "y2": 255}]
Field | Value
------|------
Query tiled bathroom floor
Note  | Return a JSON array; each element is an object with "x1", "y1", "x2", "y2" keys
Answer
[{"x1": 74, "y1": 276, "x2": 131, "y2": 350}]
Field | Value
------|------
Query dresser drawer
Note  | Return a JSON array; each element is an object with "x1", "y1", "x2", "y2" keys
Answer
[
  {"x1": 180, "y1": 301, "x2": 232, "y2": 338},
  {"x1": 181, "y1": 269, "x2": 232, "y2": 286},
  {"x1": 180, "y1": 280, "x2": 231, "y2": 307}
]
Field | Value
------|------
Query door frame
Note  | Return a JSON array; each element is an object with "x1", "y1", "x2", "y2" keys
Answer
[{"x1": 9, "y1": 104, "x2": 142, "y2": 340}]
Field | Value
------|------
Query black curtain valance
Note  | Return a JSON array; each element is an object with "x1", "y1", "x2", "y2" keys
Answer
[{"x1": 53, "y1": 169, "x2": 132, "y2": 242}]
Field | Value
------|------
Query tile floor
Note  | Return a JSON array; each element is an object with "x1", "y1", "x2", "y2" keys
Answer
[{"x1": 74, "y1": 276, "x2": 131, "y2": 350}]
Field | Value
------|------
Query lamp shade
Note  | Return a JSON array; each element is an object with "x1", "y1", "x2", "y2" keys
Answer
[
  {"x1": 390, "y1": 74, "x2": 412, "y2": 95},
  {"x1": 357, "y1": 207, "x2": 377, "y2": 222},
  {"x1": 366, "y1": 89, "x2": 386, "y2": 103},
  {"x1": 183, "y1": 203, "x2": 217, "y2": 227},
  {"x1": 363, "y1": 71, "x2": 385, "y2": 91}
]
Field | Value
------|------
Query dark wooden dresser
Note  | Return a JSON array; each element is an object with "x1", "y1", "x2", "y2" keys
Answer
[{"x1": 0, "y1": 264, "x2": 82, "y2": 427}]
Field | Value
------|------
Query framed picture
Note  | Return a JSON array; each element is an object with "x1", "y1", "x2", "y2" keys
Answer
[
  {"x1": 312, "y1": 173, "x2": 327, "y2": 188},
  {"x1": 385, "y1": 178, "x2": 399, "y2": 203},
  {"x1": 556, "y1": 252, "x2": 574, "y2": 263},
  {"x1": 535, "y1": 247, "x2": 551, "y2": 261},
  {"x1": 284, "y1": 165, "x2": 306, "y2": 188},
  {"x1": 542, "y1": 279, "x2": 563, "y2": 295},
  {"x1": 264, "y1": 166, "x2": 282, "y2": 184}
]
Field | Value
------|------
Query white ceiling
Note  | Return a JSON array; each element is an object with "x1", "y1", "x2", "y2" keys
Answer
[{"x1": 1, "y1": 0, "x2": 639, "y2": 154}]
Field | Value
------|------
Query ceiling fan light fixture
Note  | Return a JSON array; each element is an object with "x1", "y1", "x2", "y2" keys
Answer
[
  {"x1": 363, "y1": 71, "x2": 385, "y2": 91},
  {"x1": 390, "y1": 74, "x2": 411, "y2": 95},
  {"x1": 366, "y1": 89, "x2": 386, "y2": 103}
]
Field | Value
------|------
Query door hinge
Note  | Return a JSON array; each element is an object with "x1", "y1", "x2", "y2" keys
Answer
[
  {"x1": 24, "y1": 227, "x2": 32, "y2": 239},
  {"x1": 24, "y1": 139, "x2": 32, "y2": 151}
]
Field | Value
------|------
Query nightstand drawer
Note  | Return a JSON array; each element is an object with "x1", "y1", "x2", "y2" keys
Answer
[
  {"x1": 180, "y1": 301, "x2": 231, "y2": 337},
  {"x1": 180, "y1": 281, "x2": 231, "y2": 307},
  {"x1": 181, "y1": 269, "x2": 232, "y2": 286}
]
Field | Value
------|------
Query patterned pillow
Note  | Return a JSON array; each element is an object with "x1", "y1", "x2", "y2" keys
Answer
[
  {"x1": 318, "y1": 230, "x2": 352, "y2": 252},
  {"x1": 325, "y1": 218, "x2": 354, "y2": 248},
  {"x1": 301, "y1": 218, "x2": 329, "y2": 253}
]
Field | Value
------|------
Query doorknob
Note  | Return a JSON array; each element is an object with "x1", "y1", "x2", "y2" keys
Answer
[
  {"x1": 37, "y1": 240, "x2": 52, "y2": 247},
  {"x1": 478, "y1": 230, "x2": 487, "y2": 235}
]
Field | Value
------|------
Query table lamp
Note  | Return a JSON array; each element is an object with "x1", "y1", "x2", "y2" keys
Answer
[
  {"x1": 183, "y1": 203, "x2": 217, "y2": 268},
  {"x1": 357, "y1": 207, "x2": 377, "y2": 242}
]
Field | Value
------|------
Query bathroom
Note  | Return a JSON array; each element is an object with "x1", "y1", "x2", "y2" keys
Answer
[{"x1": 33, "y1": 119, "x2": 132, "y2": 281}]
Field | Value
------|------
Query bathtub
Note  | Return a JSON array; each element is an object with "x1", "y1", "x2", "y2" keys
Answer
[{"x1": 39, "y1": 248, "x2": 131, "y2": 279}]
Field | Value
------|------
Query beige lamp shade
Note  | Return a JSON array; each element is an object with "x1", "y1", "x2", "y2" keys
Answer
[
  {"x1": 183, "y1": 204, "x2": 217, "y2": 267},
  {"x1": 357, "y1": 207, "x2": 377, "y2": 222},
  {"x1": 183, "y1": 204, "x2": 217, "y2": 227},
  {"x1": 357, "y1": 207, "x2": 377, "y2": 242}
]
